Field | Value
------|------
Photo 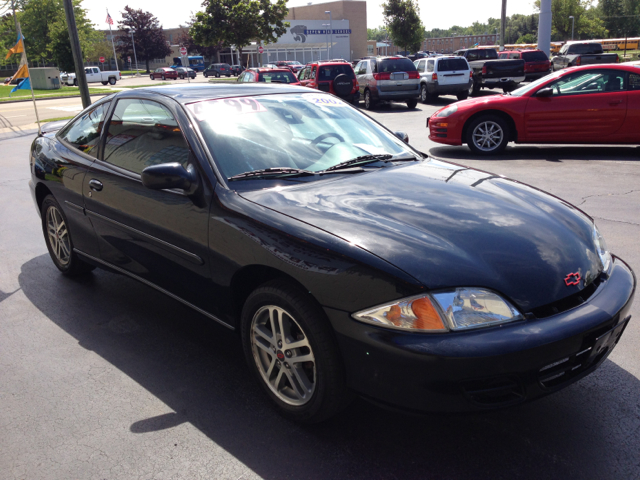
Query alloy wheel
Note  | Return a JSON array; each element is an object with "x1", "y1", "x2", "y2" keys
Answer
[
  {"x1": 46, "y1": 206, "x2": 70, "y2": 266},
  {"x1": 472, "y1": 121, "x2": 504, "y2": 152},
  {"x1": 421, "y1": 84, "x2": 427, "y2": 102},
  {"x1": 250, "y1": 305, "x2": 316, "y2": 406}
]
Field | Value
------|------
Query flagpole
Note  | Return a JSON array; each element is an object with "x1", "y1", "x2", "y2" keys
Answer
[
  {"x1": 13, "y1": 18, "x2": 41, "y2": 135},
  {"x1": 107, "y1": 9, "x2": 119, "y2": 72}
]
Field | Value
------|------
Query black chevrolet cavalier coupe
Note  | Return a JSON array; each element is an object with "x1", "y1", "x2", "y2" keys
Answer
[{"x1": 29, "y1": 84, "x2": 635, "y2": 422}]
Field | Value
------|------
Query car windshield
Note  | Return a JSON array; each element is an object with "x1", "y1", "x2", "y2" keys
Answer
[
  {"x1": 186, "y1": 93, "x2": 418, "y2": 179},
  {"x1": 319, "y1": 65, "x2": 355, "y2": 79},
  {"x1": 510, "y1": 70, "x2": 563, "y2": 96},
  {"x1": 522, "y1": 51, "x2": 548, "y2": 62},
  {"x1": 258, "y1": 71, "x2": 298, "y2": 83},
  {"x1": 437, "y1": 59, "x2": 468, "y2": 71}
]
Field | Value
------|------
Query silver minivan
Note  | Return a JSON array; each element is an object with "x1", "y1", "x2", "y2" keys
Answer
[
  {"x1": 354, "y1": 56, "x2": 420, "y2": 110},
  {"x1": 414, "y1": 56, "x2": 472, "y2": 103}
]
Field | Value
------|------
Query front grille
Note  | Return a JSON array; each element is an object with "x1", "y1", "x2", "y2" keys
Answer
[
  {"x1": 461, "y1": 376, "x2": 525, "y2": 408},
  {"x1": 538, "y1": 315, "x2": 630, "y2": 389},
  {"x1": 529, "y1": 274, "x2": 604, "y2": 319}
]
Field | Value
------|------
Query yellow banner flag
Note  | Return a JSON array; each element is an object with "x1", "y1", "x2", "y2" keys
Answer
[
  {"x1": 12, "y1": 62, "x2": 29, "y2": 80},
  {"x1": 5, "y1": 39, "x2": 24, "y2": 60}
]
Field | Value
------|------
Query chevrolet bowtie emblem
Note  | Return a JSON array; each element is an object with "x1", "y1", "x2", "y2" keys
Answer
[{"x1": 564, "y1": 272, "x2": 581, "y2": 286}]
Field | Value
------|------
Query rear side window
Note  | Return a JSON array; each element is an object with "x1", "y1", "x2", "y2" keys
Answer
[
  {"x1": 378, "y1": 58, "x2": 417, "y2": 73},
  {"x1": 319, "y1": 64, "x2": 355, "y2": 79},
  {"x1": 629, "y1": 72, "x2": 640, "y2": 91},
  {"x1": 569, "y1": 44, "x2": 603, "y2": 54},
  {"x1": 103, "y1": 99, "x2": 190, "y2": 175},
  {"x1": 437, "y1": 59, "x2": 468, "y2": 72},
  {"x1": 60, "y1": 101, "x2": 111, "y2": 157},
  {"x1": 427, "y1": 60, "x2": 434, "y2": 72},
  {"x1": 522, "y1": 51, "x2": 548, "y2": 62},
  {"x1": 259, "y1": 71, "x2": 298, "y2": 83}
]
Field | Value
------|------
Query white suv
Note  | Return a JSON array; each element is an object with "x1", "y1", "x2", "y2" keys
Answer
[{"x1": 414, "y1": 56, "x2": 472, "y2": 103}]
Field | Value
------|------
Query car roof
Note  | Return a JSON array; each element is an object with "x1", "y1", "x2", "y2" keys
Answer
[{"x1": 121, "y1": 83, "x2": 306, "y2": 104}]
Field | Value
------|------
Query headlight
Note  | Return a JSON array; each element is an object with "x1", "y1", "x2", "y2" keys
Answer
[
  {"x1": 352, "y1": 288, "x2": 523, "y2": 332},
  {"x1": 436, "y1": 104, "x2": 458, "y2": 117},
  {"x1": 592, "y1": 223, "x2": 611, "y2": 274}
]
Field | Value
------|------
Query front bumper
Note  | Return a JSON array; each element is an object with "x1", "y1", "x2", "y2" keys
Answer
[
  {"x1": 427, "y1": 115, "x2": 463, "y2": 145},
  {"x1": 325, "y1": 257, "x2": 635, "y2": 412}
]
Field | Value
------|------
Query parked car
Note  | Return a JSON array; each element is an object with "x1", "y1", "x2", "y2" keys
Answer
[
  {"x1": 498, "y1": 49, "x2": 551, "y2": 81},
  {"x1": 552, "y1": 42, "x2": 619, "y2": 71},
  {"x1": 353, "y1": 56, "x2": 420, "y2": 110},
  {"x1": 297, "y1": 60, "x2": 360, "y2": 104},
  {"x1": 427, "y1": 64, "x2": 640, "y2": 155},
  {"x1": 149, "y1": 67, "x2": 178, "y2": 80},
  {"x1": 203, "y1": 63, "x2": 232, "y2": 78},
  {"x1": 414, "y1": 55, "x2": 472, "y2": 102},
  {"x1": 238, "y1": 68, "x2": 300, "y2": 85},
  {"x1": 454, "y1": 47, "x2": 525, "y2": 95},
  {"x1": 175, "y1": 67, "x2": 197, "y2": 79},
  {"x1": 274, "y1": 60, "x2": 304, "y2": 74},
  {"x1": 261, "y1": 64, "x2": 278, "y2": 69},
  {"x1": 62, "y1": 66, "x2": 120, "y2": 86},
  {"x1": 230, "y1": 65, "x2": 246, "y2": 76},
  {"x1": 29, "y1": 84, "x2": 635, "y2": 423}
]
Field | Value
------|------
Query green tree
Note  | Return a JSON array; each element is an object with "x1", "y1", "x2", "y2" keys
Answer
[
  {"x1": 176, "y1": 15, "x2": 223, "y2": 63},
  {"x1": 516, "y1": 33, "x2": 538, "y2": 43},
  {"x1": 191, "y1": 0, "x2": 289, "y2": 66},
  {"x1": 598, "y1": 0, "x2": 639, "y2": 36},
  {"x1": 382, "y1": 0, "x2": 424, "y2": 53},
  {"x1": 116, "y1": 7, "x2": 172, "y2": 73},
  {"x1": 367, "y1": 27, "x2": 388, "y2": 41}
]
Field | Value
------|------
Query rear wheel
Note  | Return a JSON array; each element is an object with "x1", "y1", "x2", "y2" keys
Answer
[
  {"x1": 241, "y1": 280, "x2": 351, "y2": 423},
  {"x1": 466, "y1": 115, "x2": 510, "y2": 155},
  {"x1": 204, "y1": 72, "x2": 208, "y2": 78},
  {"x1": 73, "y1": 79, "x2": 78, "y2": 86},
  {"x1": 108, "y1": 77, "x2": 116, "y2": 85},
  {"x1": 41, "y1": 196, "x2": 95, "y2": 276},
  {"x1": 469, "y1": 78, "x2": 480, "y2": 96},
  {"x1": 420, "y1": 84, "x2": 430, "y2": 103},
  {"x1": 406, "y1": 99, "x2": 418, "y2": 109},
  {"x1": 216, "y1": 72, "x2": 220, "y2": 78},
  {"x1": 456, "y1": 90, "x2": 469, "y2": 100},
  {"x1": 364, "y1": 90, "x2": 376, "y2": 110}
]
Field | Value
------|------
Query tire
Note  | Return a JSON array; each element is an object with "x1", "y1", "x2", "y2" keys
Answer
[
  {"x1": 101, "y1": 81, "x2": 108, "y2": 86},
  {"x1": 216, "y1": 72, "x2": 220, "y2": 78},
  {"x1": 406, "y1": 99, "x2": 418, "y2": 109},
  {"x1": 420, "y1": 84, "x2": 431, "y2": 103},
  {"x1": 109, "y1": 77, "x2": 116, "y2": 85},
  {"x1": 456, "y1": 90, "x2": 469, "y2": 100},
  {"x1": 204, "y1": 73, "x2": 208, "y2": 78},
  {"x1": 364, "y1": 90, "x2": 376, "y2": 110},
  {"x1": 468, "y1": 78, "x2": 481, "y2": 96},
  {"x1": 150, "y1": 74, "x2": 154, "y2": 80},
  {"x1": 161, "y1": 75, "x2": 165, "y2": 80},
  {"x1": 465, "y1": 114, "x2": 510, "y2": 155},
  {"x1": 73, "y1": 79, "x2": 78, "y2": 87},
  {"x1": 41, "y1": 195, "x2": 95, "y2": 276},
  {"x1": 180, "y1": 74, "x2": 184, "y2": 79},
  {"x1": 241, "y1": 280, "x2": 352, "y2": 423}
]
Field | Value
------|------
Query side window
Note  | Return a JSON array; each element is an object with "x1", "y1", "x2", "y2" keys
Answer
[
  {"x1": 354, "y1": 62, "x2": 362, "y2": 75},
  {"x1": 310, "y1": 67, "x2": 316, "y2": 80},
  {"x1": 102, "y1": 99, "x2": 190, "y2": 175},
  {"x1": 548, "y1": 71, "x2": 625, "y2": 96},
  {"x1": 427, "y1": 60, "x2": 434, "y2": 73},
  {"x1": 60, "y1": 101, "x2": 111, "y2": 157},
  {"x1": 498, "y1": 53, "x2": 507, "y2": 59},
  {"x1": 299, "y1": 68, "x2": 307, "y2": 81},
  {"x1": 466, "y1": 51, "x2": 478, "y2": 61},
  {"x1": 417, "y1": 60, "x2": 426, "y2": 72},
  {"x1": 628, "y1": 72, "x2": 640, "y2": 91}
]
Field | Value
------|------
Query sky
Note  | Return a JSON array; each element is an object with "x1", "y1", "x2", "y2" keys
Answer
[{"x1": 84, "y1": 0, "x2": 539, "y2": 31}]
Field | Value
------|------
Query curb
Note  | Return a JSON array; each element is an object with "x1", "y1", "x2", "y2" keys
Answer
[
  {"x1": 0, "y1": 123, "x2": 39, "y2": 142},
  {"x1": 0, "y1": 93, "x2": 111, "y2": 105}
]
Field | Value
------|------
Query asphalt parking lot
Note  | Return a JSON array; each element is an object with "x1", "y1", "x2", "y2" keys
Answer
[{"x1": 1, "y1": 94, "x2": 639, "y2": 479}]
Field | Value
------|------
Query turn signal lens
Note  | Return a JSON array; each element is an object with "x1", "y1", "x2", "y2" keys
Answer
[
  {"x1": 432, "y1": 73, "x2": 438, "y2": 81},
  {"x1": 351, "y1": 294, "x2": 448, "y2": 332}
]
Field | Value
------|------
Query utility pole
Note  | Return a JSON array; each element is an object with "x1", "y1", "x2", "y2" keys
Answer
[
  {"x1": 62, "y1": 0, "x2": 91, "y2": 108},
  {"x1": 537, "y1": 0, "x2": 552, "y2": 57},
  {"x1": 500, "y1": 0, "x2": 507, "y2": 50}
]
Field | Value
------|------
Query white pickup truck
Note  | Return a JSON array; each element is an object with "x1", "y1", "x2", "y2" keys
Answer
[{"x1": 61, "y1": 67, "x2": 121, "y2": 86}]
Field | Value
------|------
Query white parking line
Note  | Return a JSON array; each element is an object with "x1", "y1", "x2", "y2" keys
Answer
[
  {"x1": 47, "y1": 106, "x2": 83, "y2": 112},
  {"x1": 4, "y1": 115, "x2": 26, "y2": 118}
]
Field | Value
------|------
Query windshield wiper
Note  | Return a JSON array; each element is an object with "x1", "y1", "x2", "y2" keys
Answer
[
  {"x1": 228, "y1": 167, "x2": 315, "y2": 181},
  {"x1": 320, "y1": 154, "x2": 393, "y2": 172}
]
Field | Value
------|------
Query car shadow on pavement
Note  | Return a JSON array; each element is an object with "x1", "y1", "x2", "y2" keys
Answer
[
  {"x1": 18, "y1": 255, "x2": 640, "y2": 480},
  {"x1": 429, "y1": 144, "x2": 640, "y2": 162}
]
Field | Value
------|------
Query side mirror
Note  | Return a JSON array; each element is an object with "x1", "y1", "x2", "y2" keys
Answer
[
  {"x1": 141, "y1": 162, "x2": 198, "y2": 193},
  {"x1": 536, "y1": 87, "x2": 554, "y2": 97},
  {"x1": 394, "y1": 131, "x2": 409, "y2": 143}
]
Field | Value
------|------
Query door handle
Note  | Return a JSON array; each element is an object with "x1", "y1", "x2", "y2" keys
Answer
[
  {"x1": 89, "y1": 179, "x2": 103, "y2": 191},
  {"x1": 609, "y1": 100, "x2": 623, "y2": 105}
]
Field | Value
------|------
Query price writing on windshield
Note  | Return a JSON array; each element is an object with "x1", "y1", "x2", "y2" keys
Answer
[{"x1": 187, "y1": 97, "x2": 266, "y2": 120}]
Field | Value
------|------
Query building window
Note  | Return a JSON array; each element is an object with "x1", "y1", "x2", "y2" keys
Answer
[{"x1": 367, "y1": 45, "x2": 374, "y2": 54}]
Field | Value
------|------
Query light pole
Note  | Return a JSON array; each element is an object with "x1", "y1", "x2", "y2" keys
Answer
[
  {"x1": 325, "y1": 10, "x2": 332, "y2": 59},
  {"x1": 130, "y1": 28, "x2": 140, "y2": 76},
  {"x1": 322, "y1": 22, "x2": 330, "y2": 59},
  {"x1": 569, "y1": 16, "x2": 575, "y2": 41}
]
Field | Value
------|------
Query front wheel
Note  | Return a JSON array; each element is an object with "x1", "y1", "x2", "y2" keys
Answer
[
  {"x1": 204, "y1": 73, "x2": 208, "y2": 78},
  {"x1": 150, "y1": 74, "x2": 154, "y2": 80},
  {"x1": 216, "y1": 72, "x2": 220, "y2": 78},
  {"x1": 73, "y1": 79, "x2": 78, "y2": 86},
  {"x1": 364, "y1": 90, "x2": 376, "y2": 110},
  {"x1": 241, "y1": 280, "x2": 351, "y2": 423},
  {"x1": 465, "y1": 115, "x2": 510, "y2": 155},
  {"x1": 41, "y1": 195, "x2": 95, "y2": 276},
  {"x1": 161, "y1": 75, "x2": 165, "y2": 80}
]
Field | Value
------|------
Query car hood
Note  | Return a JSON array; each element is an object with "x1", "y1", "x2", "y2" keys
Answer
[{"x1": 239, "y1": 159, "x2": 602, "y2": 311}]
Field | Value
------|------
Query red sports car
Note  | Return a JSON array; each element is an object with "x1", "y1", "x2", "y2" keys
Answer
[
  {"x1": 150, "y1": 67, "x2": 178, "y2": 80},
  {"x1": 428, "y1": 64, "x2": 640, "y2": 155}
]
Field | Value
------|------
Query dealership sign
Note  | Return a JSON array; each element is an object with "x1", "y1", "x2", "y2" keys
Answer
[{"x1": 305, "y1": 29, "x2": 352, "y2": 35}]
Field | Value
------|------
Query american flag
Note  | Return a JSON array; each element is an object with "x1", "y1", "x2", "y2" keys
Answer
[{"x1": 106, "y1": 13, "x2": 113, "y2": 25}]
